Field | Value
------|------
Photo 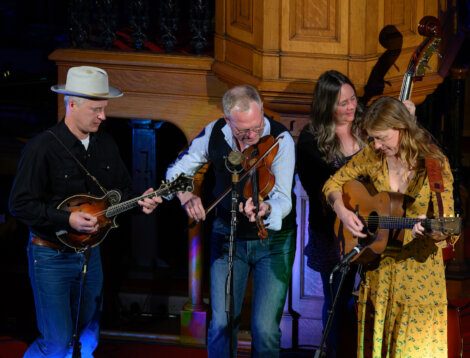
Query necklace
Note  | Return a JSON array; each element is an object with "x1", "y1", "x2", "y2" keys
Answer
[{"x1": 387, "y1": 157, "x2": 414, "y2": 192}]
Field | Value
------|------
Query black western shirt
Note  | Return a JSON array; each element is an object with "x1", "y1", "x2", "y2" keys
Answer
[{"x1": 9, "y1": 120, "x2": 133, "y2": 244}]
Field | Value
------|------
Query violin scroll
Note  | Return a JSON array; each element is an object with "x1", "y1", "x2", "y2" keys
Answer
[{"x1": 256, "y1": 220, "x2": 269, "y2": 239}]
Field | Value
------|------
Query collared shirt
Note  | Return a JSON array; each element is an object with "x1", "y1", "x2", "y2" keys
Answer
[
  {"x1": 166, "y1": 117, "x2": 295, "y2": 231},
  {"x1": 9, "y1": 120, "x2": 133, "y2": 242}
]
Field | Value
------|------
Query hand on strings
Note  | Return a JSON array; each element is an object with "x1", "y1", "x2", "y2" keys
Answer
[
  {"x1": 69, "y1": 211, "x2": 99, "y2": 233},
  {"x1": 138, "y1": 187, "x2": 162, "y2": 214},
  {"x1": 177, "y1": 191, "x2": 206, "y2": 221},
  {"x1": 411, "y1": 215, "x2": 427, "y2": 238},
  {"x1": 403, "y1": 100, "x2": 416, "y2": 117},
  {"x1": 239, "y1": 197, "x2": 270, "y2": 222},
  {"x1": 333, "y1": 199, "x2": 366, "y2": 238},
  {"x1": 411, "y1": 215, "x2": 447, "y2": 241}
]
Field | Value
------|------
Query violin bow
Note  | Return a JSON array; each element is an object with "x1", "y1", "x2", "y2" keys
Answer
[{"x1": 202, "y1": 134, "x2": 284, "y2": 216}]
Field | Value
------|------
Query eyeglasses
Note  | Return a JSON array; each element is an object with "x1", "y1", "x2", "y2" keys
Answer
[{"x1": 228, "y1": 119, "x2": 265, "y2": 137}]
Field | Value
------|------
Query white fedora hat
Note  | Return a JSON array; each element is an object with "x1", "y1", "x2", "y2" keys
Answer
[{"x1": 51, "y1": 66, "x2": 123, "y2": 99}]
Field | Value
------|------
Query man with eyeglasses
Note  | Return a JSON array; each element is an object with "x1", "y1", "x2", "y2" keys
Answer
[{"x1": 166, "y1": 85, "x2": 296, "y2": 357}]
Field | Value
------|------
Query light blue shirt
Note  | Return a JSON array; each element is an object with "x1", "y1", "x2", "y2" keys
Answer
[{"x1": 166, "y1": 117, "x2": 295, "y2": 231}]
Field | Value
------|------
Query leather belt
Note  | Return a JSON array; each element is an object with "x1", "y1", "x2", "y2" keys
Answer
[{"x1": 31, "y1": 235, "x2": 64, "y2": 250}]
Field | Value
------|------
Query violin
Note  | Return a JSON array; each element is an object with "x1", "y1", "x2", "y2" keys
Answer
[
  {"x1": 190, "y1": 135, "x2": 283, "y2": 235},
  {"x1": 241, "y1": 135, "x2": 279, "y2": 239}
]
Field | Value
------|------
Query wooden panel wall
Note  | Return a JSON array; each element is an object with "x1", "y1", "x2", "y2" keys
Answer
[
  {"x1": 49, "y1": 49, "x2": 229, "y2": 141},
  {"x1": 214, "y1": 0, "x2": 442, "y2": 114}
]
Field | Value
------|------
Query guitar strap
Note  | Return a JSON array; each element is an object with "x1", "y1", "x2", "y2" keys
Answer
[
  {"x1": 424, "y1": 156, "x2": 460, "y2": 247},
  {"x1": 48, "y1": 130, "x2": 108, "y2": 195},
  {"x1": 425, "y1": 157, "x2": 444, "y2": 217}
]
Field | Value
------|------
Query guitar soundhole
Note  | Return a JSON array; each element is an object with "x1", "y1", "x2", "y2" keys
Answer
[{"x1": 366, "y1": 211, "x2": 379, "y2": 234}]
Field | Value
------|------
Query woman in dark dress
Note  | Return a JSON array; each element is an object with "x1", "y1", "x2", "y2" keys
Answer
[{"x1": 297, "y1": 70, "x2": 365, "y2": 357}]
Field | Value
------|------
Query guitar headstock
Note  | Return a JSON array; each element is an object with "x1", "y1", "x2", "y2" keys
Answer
[
  {"x1": 160, "y1": 174, "x2": 194, "y2": 196},
  {"x1": 435, "y1": 217, "x2": 463, "y2": 236}
]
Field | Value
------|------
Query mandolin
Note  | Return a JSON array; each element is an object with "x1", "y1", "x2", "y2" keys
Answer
[
  {"x1": 55, "y1": 173, "x2": 194, "y2": 250},
  {"x1": 334, "y1": 180, "x2": 462, "y2": 265}
]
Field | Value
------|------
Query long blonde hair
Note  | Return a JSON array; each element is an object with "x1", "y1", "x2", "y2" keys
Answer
[{"x1": 363, "y1": 96, "x2": 446, "y2": 169}]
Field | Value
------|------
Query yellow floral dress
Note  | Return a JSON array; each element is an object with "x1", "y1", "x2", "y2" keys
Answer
[{"x1": 323, "y1": 143, "x2": 455, "y2": 358}]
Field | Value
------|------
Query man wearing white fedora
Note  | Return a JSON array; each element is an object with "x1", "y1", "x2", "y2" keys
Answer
[{"x1": 9, "y1": 66, "x2": 162, "y2": 357}]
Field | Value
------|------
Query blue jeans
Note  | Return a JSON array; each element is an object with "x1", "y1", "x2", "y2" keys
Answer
[
  {"x1": 24, "y1": 241, "x2": 103, "y2": 358},
  {"x1": 207, "y1": 219, "x2": 296, "y2": 358}
]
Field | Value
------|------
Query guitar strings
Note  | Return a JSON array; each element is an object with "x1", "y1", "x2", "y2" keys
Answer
[
  {"x1": 92, "y1": 190, "x2": 163, "y2": 217},
  {"x1": 357, "y1": 215, "x2": 458, "y2": 232},
  {"x1": 87, "y1": 175, "x2": 192, "y2": 217}
]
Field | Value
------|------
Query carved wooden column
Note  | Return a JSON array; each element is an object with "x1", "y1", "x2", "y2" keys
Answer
[
  {"x1": 95, "y1": 0, "x2": 118, "y2": 49},
  {"x1": 68, "y1": 0, "x2": 89, "y2": 47},
  {"x1": 189, "y1": 0, "x2": 212, "y2": 54},
  {"x1": 128, "y1": 0, "x2": 149, "y2": 50},
  {"x1": 159, "y1": 0, "x2": 180, "y2": 52}
]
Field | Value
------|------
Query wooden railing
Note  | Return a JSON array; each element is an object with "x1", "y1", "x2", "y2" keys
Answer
[{"x1": 67, "y1": 0, "x2": 214, "y2": 55}]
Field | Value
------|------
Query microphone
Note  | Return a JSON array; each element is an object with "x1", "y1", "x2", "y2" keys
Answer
[
  {"x1": 330, "y1": 244, "x2": 362, "y2": 276},
  {"x1": 225, "y1": 151, "x2": 244, "y2": 173},
  {"x1": 228, "y1": 151, "x2": 244, "y2": 166}
]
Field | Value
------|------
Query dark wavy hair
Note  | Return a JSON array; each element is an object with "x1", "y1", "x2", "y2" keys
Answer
[{"x1": 307, "y1": 70, "x2": 365, "y2": 163}]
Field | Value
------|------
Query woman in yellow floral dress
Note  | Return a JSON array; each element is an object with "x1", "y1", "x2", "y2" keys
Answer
[{"x1": 323, "y1": 96, "x2": 457, "y2": 358}]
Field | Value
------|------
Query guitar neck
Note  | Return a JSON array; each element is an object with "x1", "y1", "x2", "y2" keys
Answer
[
  {"x1": 106, "y1": 190, "x2": 163, "y2": 217},
  {"x1": 378, "y1": 216, "x2": 423, "y2": 230}
]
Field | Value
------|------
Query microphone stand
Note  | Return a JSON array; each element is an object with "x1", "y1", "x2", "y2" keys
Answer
[
  {"x1": 72, "y1": 245, "x2": 92, "y2": 358},
  {"x1": 314, "y1": 245, "x2": 361, "y2": 358},
  {"x1": 225, "y1": 160, "x2": 242, "y2": 358},
  {"x1": 314, "y1": 265, "x2": 350, "y2": 358}
]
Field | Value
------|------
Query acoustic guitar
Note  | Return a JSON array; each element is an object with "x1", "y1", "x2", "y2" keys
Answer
[
  {"x1": 55, "y1": 173, "x2": 194, "y2": 250},
  {"x1": 333, "y1": 17, "x2": 444, "y2": 265},
  {"x1": 334, "y1": 180, "x2": 462, "y2": 265}
]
